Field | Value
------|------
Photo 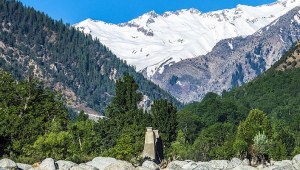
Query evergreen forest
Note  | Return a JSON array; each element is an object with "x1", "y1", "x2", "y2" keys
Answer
[{"x1": 0, "y1": 0, "x2": 181, "y2": 114}]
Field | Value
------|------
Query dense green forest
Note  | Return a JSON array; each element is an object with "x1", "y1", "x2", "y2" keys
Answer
[
  {"x1": 0, "y1": 70, "x2": 178, "y2": 164},
  {"x1": 0, "y1": 0, "x2": 181, "y2": 113}
]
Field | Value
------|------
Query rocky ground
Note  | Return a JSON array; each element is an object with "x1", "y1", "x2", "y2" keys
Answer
[{"x1": 0, "y1": 155, "x2": 300, "y2": 170}]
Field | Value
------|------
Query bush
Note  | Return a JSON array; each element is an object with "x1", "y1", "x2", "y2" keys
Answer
[{"x1": 251, "y1": 132, "x2": 270, "y2": 165}]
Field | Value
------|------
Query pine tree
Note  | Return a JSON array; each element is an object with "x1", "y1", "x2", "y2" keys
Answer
[
  {"x1": 106, "y1": 73, "x2": 142, "y2": 117},
  {"x1": 151, "y1": 99, "x2": 177, "y2": 147}
]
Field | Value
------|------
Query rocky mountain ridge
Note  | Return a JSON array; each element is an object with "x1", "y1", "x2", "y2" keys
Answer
[{"x1": 151, "y1": 6, "x2": 300, "y2": 102}]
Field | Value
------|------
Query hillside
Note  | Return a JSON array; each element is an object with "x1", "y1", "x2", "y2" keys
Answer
[
  {"x1": 222, "y1": 42, "x2": 300, "y2": 121},
  {"x1": 173, "y1": 42, "x2": 300, "y2": 161},
  {"x1": 75, "y1": 0, "x2": 300, "y2": 78},
  {"x1": 0, "y1": 0, "x2": 181, "y2": 114}
]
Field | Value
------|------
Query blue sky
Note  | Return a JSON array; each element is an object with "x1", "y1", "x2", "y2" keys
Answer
[{"x1": 19, "y1": 0, "x2": 277, "y2": 24}]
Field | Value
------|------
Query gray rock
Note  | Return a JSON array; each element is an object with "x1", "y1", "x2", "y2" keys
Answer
[
  {"x1": 232, "y1": 165, "x2": 257, "y2": 170},
  {"x1": 261, "y1": 160, "x2": 295, "y2": 170},
  {"x1": 0, "y1": 158, "x2": 17, "y2": 170},
  {"x1": 104, "y1": 161, "x2": 135, "y2": 170},
  {"x1": 274, "y1": 160, "x2": 292, "y2": 165},
  {"x1": 167, "y1": 161, "x2": 214, "y2": 170},
  {"x1": 69, "y1": 166, "x2": 84, "y2": 170},
  {"x1": 257, "y1": 164, "x2": 265, "y2": 169},
  {"x1": 16, "y1": 163, "x2": 32, "y2": 170},
  {"x1": 142, "y1": 161, "x2": 159, "y2": 170},
  {"x1": 228, "y1": 158, "x2": 244, "y2": 169},
  {"x1": 167, "y1": 161, "x2": 188, "y2": 170},
  {"x1": 182, "y1": 162, "x2": 198, "y2": 169},
  {"x1": 70, "y1": 164, "x2": 98, "y2": 170},
  {"x1": 56, "y1": 160, "x2": 77, "y2": 170},
  {"x1": 135, "y1": 167, "x2": 151, "y2": 170},
  {"x1": 293, "y1": 154, "x2": 300, "y2": 170},
  {"x1": 86, "y1": 157, "x2": 117, "y2": 170},
  {"x1": 243, "y1": 159, "x2": 250, "y2": 166},
  {"x1": 209, "y1": 160, "x2": 229, "y2": 169},
  {"x1": 193, "y1": 162, "x2": 214, "y2": 170},
  {"x1": 39, "y1": 158, "x2": 56, "y2": 170},
  {"x1": 262, "y1": 165, "x2": 294, "y2": 170}
]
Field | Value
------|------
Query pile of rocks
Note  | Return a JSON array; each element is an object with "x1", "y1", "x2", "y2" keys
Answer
[
  {"x1": 0, "y1": 154, "x2": 300, "y2": 170},
  {"x1": 0, "y1": 157, "x2": 134, "y2": 170},
  {"x1": 164, "y1": 155, "x2": 300, "y2": 170}
]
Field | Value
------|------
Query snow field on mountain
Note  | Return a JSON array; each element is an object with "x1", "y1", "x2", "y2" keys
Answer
[{"x1": 75, "y1": 0, "x2": 300, "y2": 78}]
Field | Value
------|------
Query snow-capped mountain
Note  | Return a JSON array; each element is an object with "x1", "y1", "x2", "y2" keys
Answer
[{"x1": 75, "y1": 0, "x2": 300, "y2": 78}]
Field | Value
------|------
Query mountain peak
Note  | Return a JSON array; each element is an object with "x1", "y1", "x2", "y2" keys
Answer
[
  {"x1": 141, "y1": 10, "x2": 158, "y2": 19},
  {"x1": 75, "y1": 0, "x2": 300, "y2": 78},
  {"x1": 174, "y1": 8, "x2": 202, "y2": 15}
]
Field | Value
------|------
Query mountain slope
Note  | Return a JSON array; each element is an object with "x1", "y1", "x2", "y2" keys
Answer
[
  {"x1": 75, "y1": 0, "x2": 300, "y2": 78},
  {"x1": 151, "y1": 6, "x2": 300, "y2": 102},
  {"x1": 0, "y1": 0, "x2": 181, "y2": 114},
  {"x1": 222, "y1": 42, "x2": 300, "y2": 116},
  {"x1": 174, "y1": 42, "x2": 300, "y2": 160}
]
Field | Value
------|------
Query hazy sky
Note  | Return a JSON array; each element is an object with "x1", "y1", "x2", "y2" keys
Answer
[{"x1": 19, "y1": 0, "x2": 277, "y2": 24}]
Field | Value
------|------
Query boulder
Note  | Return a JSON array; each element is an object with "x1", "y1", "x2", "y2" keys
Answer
[
  {"x1": 209, "y1": 160, "x2": 229, "y2": 169},
  {"x1": 167, "y1": 161, "x2": 188, "y2": 170},
  {"x1": 293, "y1": 154, "x2": 300, "y2": 170},
  {"x1": 16, "y1": 163, "x2": 32, "y2": 170},
  {"x1": 228, "y1": 158, "x2": 244, "y2": 169},
  {"x1": 86, "y1": 157, "x2": 117, "y2": 170},
  {"x1": 142, "y1": 161, "x2": 159, "y2": 170},
  {"x1": 265, "y1": 160, "x2": 294, "y2": 170},
  {"x1": 104, "y1": 160, "x2": 135, "y2": 170},
  {"x1": 135, "y1": 167, "x2": 152, "y2": 170},
  {"x1": 182, "y1": 162, "x2": 198, "y2": 169},
  {"x1": 56, "y1": 160, "x2": 77, "y2": 170},
  {"x1": 194, "y1": 162, "x2": 214, "y2": 170},
  {"x1": 262, "y1": 165, "x2": 294, "y2": 170},
  {"x1": 232, "y1": 165, "x2": 257, "y2": 170},
  {"x1": 0, "y1": 158, "x2": 17, "y2": 170},
  {"x1": 243, "y1": 159, "x2": 250, "y2": 166},
  {"x1": 257, "y1": 164, "x2": 264, "y2": 169},
  {"x1": 39, "y1": 158, "x2": 57, "y2": 170},
  {"x1": 261, "y1": 160, "x2": 295, "y2": 170},
  {"x1": 70, "y1": 164, "x2": 98, "y2": 170}
]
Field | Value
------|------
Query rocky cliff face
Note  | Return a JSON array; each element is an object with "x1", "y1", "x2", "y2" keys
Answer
[{"x1": 151, "y1": 7, "x2": 300, "y2": 103}]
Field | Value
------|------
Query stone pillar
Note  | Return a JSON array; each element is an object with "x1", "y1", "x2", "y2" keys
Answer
[{"x1": 142, "y1": 127, "x2": 156, "y2": 160}]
